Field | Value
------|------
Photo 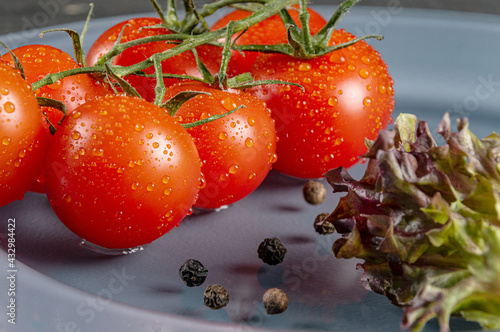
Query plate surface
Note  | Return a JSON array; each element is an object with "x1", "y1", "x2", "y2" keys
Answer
[{"x1": 1, "y1": 5, "x2": 500, "y2": 332}]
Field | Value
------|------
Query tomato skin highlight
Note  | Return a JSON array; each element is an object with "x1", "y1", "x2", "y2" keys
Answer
[
  {"x1": 164, "y1": 82, "x2": 277, "y2": 209},
  {"x1": 86, "y1": 17, "x2": 221, "y2": 102},
  {"x1": 211, "y1": 5, "x2": 327, "y2": 76},
  {"x1": 0, "y1": 60, "x2": 50, "y2": 206},
  {"x1": 249, "y1": 30, "x2": 395, "y2": 178},
  {"x1": 43, "y1": 95, "x2": 202, "y2": 249}
]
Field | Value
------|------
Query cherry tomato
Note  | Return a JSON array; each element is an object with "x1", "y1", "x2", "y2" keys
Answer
[
  {"x1": 164, "y1": 82, "x2": 277, "y2": 209},
  {"x1": 0, "y1": 60, "x2": 50, "y2": 206},
  {"x1": 211, "y1": 5, "x2": 327, "y2": 76},
  {"x1": 2, "y1": 44, "x2": 113, "y2": 192},
  {"x1": 86, "y1": 17, "x2": 222, "y2": 102},
  {"x1": 2, "y1": 44, "x2": 112, "y2": 115},
  {"x1": 249, "y1": 29, "x2": 395, "y2": 178},
  {"x1": 43, "y1": 95, "x2": 202, "y2": 249}
]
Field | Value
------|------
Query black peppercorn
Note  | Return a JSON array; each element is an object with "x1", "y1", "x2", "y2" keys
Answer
[
  {"x1": 314, "y1": 212, "x2": 335, "y2": 235},
  {"x1": 204, "y1": 284, "x2": 229, "y2": 309},
  {"x1": 303, "y1": 180, "x2": 327, "y2": 205},
  {"x1": 258, "y1": 237, "x2": 287, "y2": 265},
  {"x1": 179, "y1": 259, "x2": 208, "y2": 287},
  {"x1": 263, "y1": 288, "x2": 289, "y2": 315}
]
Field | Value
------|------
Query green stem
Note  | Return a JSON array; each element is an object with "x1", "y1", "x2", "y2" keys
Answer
[
  {"x1": 31, "y1": 66, "x2": 106, "y2": 91},
  {"x1": 105, "y1": 0, "x2": 299, "y2": 78},
  {"x1": 313, "y1": 0, "x2": 362, "y2": 47},
  {"x1": 197, "y1": 0, "x2": 268, "y2": 17},
  {"x1": 181, "y1": 0, "x2": 210, "y2": 33},
  {"x1": 95, "y1": 32, "x2": 189, "y2": 66},
  {"x1": 298, "y1": 0, "x2": 313, "y2": 53},
  {"x1": 181, "y1": 105, "x2": 245, "y2": 129},
  {"x1": 217, "y1": 20, "x2": 238, "y2": 89},
  {"x1": 150, "y1": 0, "x2": 169, "y2": 26},
  {"x1": 153, "y1": 55, "x2": 167, "y2": 106},
  {"x1": 40, "y1": 28, "x2": 86, "y2": 66},
  {"x1": 31, "y1": 0, "x2": 298, "y2": 91}
]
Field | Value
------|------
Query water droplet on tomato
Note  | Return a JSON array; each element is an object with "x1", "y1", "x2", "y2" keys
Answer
[
  {"x1": 63, "y1": 193, "x2": 72, "y2": 203},
  {"x1": 329, "y1": 53, "x2": 345, "y2": 63},
  {"x1": 135, "y1": 124, "x2": 145, "y2": 132},
  {"x1": 363, "y1": 97, "x2": 372, "y2": 107},
  {"x1": 164, "y1": 187, "x2": 172, "y2": 196},
  {"x1": 219, "y1": 131, "x2": 228, "y2": 140},
  {"x1": 248, "y1": 172, "x2": 256, "y2": 180},
  {"x1": 361, "y1": 56, "x2": 371, "y2": 64},
  {"x1": 328, "y1": 97, "x2": 338, "y2": 107},
  {"x1": 92, "y1": 148, "x2": 104, "y2": 157},
  {"x1": 220, "y1": 173, "x2": 229, "y2": 182},
  {"x1": 378, "y1": 84, "x2": 387, "y2": 94},
  {"x1": 71, "y1": 131, "x2": 81, "y2": 140},
  {"x1": 162, "y1": 175, "x2": 170, "y2": 184},
  {"x1": 248, "y1": 117, "x2": 256, "y2": 126},
  {"x1": 153, "y1": 142, "x2": 159, "y2": 149},
  {"x1": 298, "y1": 63, "x2": 312, "y2": 71},
  {"x1": 4, "y1": 102, "x2": 15, "y2": 113},
  {"x1": 2, "y1": 137, "x2": 11, "y2": 146},
  {"x1": 131, "y1": 182, "x2": 139, "y2": 190},
  {"x1": 221, "y1": 98, "x2": 237, "y2": 111},
  {"x1": 348, "y1": 64, "x2": 356, "y2": 71},
  {"x1": 229, "y1": 164, "x2": 239, "y2": 174},
  {"x1": 146, "y1": 182, "x2": 155, "y2": 191},
  {"x1": 13, "y1": 158, "x2": 21, "y2": 167},
  {"x1": 146, "y1": 133, "x2": 153, "y2": 139},
  {"x1": 245, "y1": 137, "x2": 254, "y2": 148},
  {"x1": 359, "y1": 69, "x2": 370, "y2": 79},
  {"x1": 0, "y1": 88, "x2": 9, "y2": 95}
]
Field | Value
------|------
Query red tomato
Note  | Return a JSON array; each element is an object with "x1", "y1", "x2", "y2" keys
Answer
[
  {"x1": 43, "y1": 95, "x2": 202, "y2": 249},
  {"x1": 211, "y1": 5, "x2": 327, "y2": 76},
  {"x1": 0, "y1": 60, "x2": 50, "y2": 206},
  {"x1": 248, "y1": 29, "x2": 395, "y2": 178},
  {"x1": 2, "y1": 45, "x2": 113, "y2": 193},
  {"x1": 164, "y1": 82, "x2": 277, "y2": 209},
  {"x1": 2, "y1": 45, "x2": 112, "y2": 115},
  {"x1": 86, "y1": 17, "x2": 222, "y2": 102}
]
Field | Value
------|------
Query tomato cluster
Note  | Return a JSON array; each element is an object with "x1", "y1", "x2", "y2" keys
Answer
[{"x1": 0, "y1": 0, "x2": 394, "y2": 249}]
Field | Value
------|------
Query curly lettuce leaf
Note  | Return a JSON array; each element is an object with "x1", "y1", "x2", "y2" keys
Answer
[{"x1": 325, "y1": 113, "x2": 500, "y2": 331}]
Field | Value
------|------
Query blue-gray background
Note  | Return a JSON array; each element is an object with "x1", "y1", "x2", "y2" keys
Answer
[{"x1": 2, "y1": 0, "x2": 499, "y2": 35}]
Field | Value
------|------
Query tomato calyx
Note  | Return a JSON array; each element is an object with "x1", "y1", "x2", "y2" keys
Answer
[
  {"x1": 36, "y1": 97, "x2": 68, "y2": 134},
  {"x1": 161, "y1": 88, "x2": 246, "y2": 130},
  {"x1": 232, "y1": 0, "x2": 384, "y2": 60},
  {"x1": 38, "y1": 3, "x2": 95, "y2": 67},
  {"x1": 30, "y1": 0, "x2": 299, "y2": 95},
  {"x1": 0, "y1": 41, "x2": 25, "y2": 78}
]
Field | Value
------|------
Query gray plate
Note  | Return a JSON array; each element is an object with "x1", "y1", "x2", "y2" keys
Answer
[{"x1": 1, "y1": 5, "x2": 500, "y2": 332}]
